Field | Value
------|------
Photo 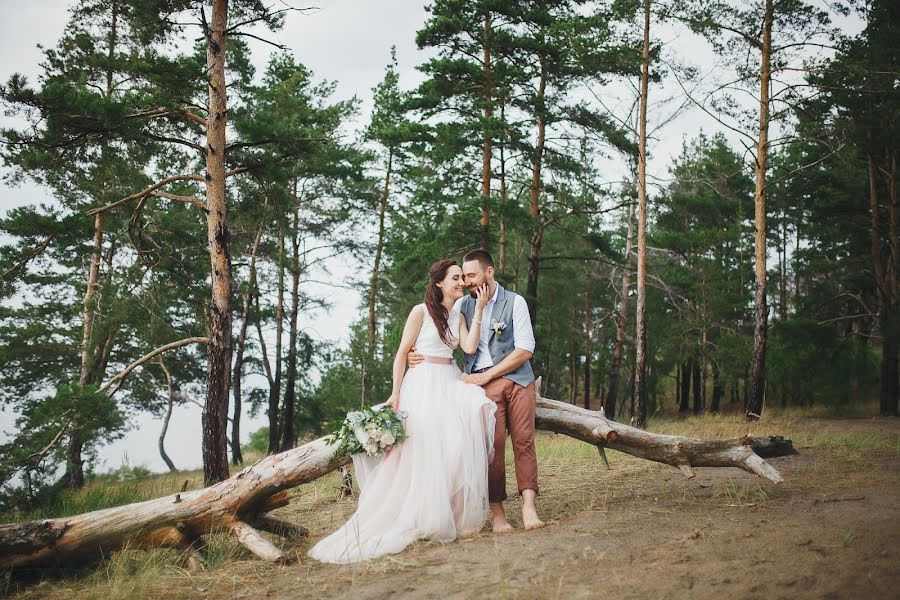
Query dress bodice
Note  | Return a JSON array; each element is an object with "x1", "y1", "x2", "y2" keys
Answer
[{"x1": 414, "y1": 303, "x2": 459, "y2": 358}]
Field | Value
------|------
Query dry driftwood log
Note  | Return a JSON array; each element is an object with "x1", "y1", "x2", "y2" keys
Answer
[{"x1": 0, "y1": 390, "x2": 794, "y2": 571}]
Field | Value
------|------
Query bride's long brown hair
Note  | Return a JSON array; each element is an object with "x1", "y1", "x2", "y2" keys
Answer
[{"x1": 424, "y1": 259, "x2": 458, "y2": 347}]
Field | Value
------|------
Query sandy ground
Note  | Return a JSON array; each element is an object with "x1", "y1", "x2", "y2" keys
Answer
[{"x1": 251, "y1": 417, "x2": 898, "y2": 600}]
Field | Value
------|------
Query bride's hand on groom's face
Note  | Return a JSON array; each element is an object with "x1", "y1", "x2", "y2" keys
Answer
[{"x1": 474, "y1": 283, "x2": 489, "y2": 310}]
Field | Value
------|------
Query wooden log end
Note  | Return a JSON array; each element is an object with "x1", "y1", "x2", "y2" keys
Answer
[
  {"x1": 743, "y1": 453, "x2": 784, "y2": 484},
  {"x1": 229, "y1": 520, "x2": 287, "y2": 564},
  {"x1": 678, "y1": 463, "x2": 696, "y2": 479},
  {"x1": 751, "y1": 435, "x2": 798, "y2": 458},
  {"x1": 591, "y1": 425, "x2": 617, "y2": 442}
]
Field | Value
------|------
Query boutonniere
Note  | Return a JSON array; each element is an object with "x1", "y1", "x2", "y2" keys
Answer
[{"x1": 490, "y1": 319, "x2": 507, "y2": 336}]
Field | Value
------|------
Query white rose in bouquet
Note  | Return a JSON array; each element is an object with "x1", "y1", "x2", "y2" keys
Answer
[{"x1": 352, "y1": 425, "x2": 370, "y2": 446}]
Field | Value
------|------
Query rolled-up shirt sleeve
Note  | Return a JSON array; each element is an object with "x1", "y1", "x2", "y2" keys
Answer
[{"x1": 512, "y1": 295, "x2": 536, "y2": 354}]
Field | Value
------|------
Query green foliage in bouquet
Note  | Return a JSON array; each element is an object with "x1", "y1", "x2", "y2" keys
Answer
[{"x1": 326, "y1": 406, "x2": 409, "y2": 459}]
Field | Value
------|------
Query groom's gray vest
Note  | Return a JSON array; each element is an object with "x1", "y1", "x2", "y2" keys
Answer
[{"x1": 460, "y1": 285, "x2": 535, "y2": 388}]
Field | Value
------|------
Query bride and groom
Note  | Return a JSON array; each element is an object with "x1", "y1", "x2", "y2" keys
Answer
[{"x1": 309, "y1": 249, "x2": 544, "y2": 564}]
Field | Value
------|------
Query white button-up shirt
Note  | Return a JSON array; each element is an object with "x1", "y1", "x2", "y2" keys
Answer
[{"x1": 455, "y1": 285, "x2": 535, "y2": 371}]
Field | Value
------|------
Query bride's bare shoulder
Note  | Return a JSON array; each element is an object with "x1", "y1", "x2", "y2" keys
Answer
[{"x1": 407, "y1": 303, "x2": 426, "y2": 322}]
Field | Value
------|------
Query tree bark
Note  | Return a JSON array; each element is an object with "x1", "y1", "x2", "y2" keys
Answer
[
  {"x1": 632, "y1": 0, "x2": 651, "y2": 429},
  {"x1": 365, "y1": 149, "x2": 392, "y2": 407},
  {"x1": 201, "y1": 0, "x2": 232, "y2": 485},
  {"x1": 525, "y1": 58, "x2": 547, "y2": 327},
  {"x1": 885, "y1": 151, "x2": 898, "y2": 416},
  {"x1": 158, "y1": 357, "x2": 177, "y2": 473},
  {"x1": 231, "y1": 221, "x2": 265, "y2": 465},
  {"x1": 778, "y1": 209, "x2": 787, "y2": 320},
  {"x1": 679, "y1": 359, "x2": 692, "y2": 413},
  {"x1": 606, "y1": 198, "x2": 635, "y2": 420},
  {"x1": 69, "y1": 213, "x2": 105, "y2": 489},
  {"x1": 869, "y1": 151, "x2": 898, "y2": 416},
  {"x1": 498, "y1": 100, "x2": 508, "y2": 276},
  {"x1": 480, "y1": 14, "x2": 492, "y2": 250},
  {"x1": 711, "y1": 362, "x2": 723, "y2": 414},
  {"x1": 746, "y1": 0, "x2": 773, "y2": 422},
  {"x1": 269, "y1": 231, "x2": 286, "y2": 454},
  {"x1": 692, "y1": 358, "x2": 702, "y2": 415},
  {"x1": 583, "y1": 286, "x2": 591, "y2": 410},
  {"x1": 0, "y1": 391, "x2": 792, "y2": 571},
  {"x1": 281, "y1": 180, "x2": 301, "y2": 451}
]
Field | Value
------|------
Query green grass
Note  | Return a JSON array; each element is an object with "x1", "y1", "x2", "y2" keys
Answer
[{"x1": 0, "y1": 471, "x2": 205, "y2": 525}]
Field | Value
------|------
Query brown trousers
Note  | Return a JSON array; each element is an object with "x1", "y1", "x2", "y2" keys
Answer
[{"x1": 482, "y1": 378, "x2": 539, "y2": 502}]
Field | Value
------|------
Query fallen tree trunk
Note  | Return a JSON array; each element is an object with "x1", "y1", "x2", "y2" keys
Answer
[{"x1": 0, "y1": 394, "x2": 793, "y2": 570}]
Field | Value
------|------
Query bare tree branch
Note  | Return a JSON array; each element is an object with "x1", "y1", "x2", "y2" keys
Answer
[
  {"x1": 0, "y1": 234, "x2": 55, "y2": 283},
  {"x1": 85, "y1": 175, "x2": 204, "y2": 216},
  {"x1": 101, "y1": 337, "x2": 209, "y2": 396}
]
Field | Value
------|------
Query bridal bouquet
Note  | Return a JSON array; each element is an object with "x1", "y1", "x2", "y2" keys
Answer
[{"x1": 327, "y1": 405, "x2": 408, "y2": 458}]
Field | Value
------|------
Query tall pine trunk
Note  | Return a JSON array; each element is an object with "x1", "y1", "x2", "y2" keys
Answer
[
  {"x1": 632, "y1": 0, "x2": 651, "y2": 429},
  {"x1": 679, "y1": 359, "x2": 691, "y2": 413},
  {"x1": 158, "y1": 357, "x2": 177, "y2": 473},
  {"x1": 692, "y1": 359, "x2": 702, "y2": 415},
  {"x1": 746, "y1": 0, "x2": 773, "y2": 422},
  {"x1": 268, "y1": 232, "x2": 285, "y2": 453},
  {"x1": 711, "y1": 362, "x2": 723, "y2": 414},
  {"x1": 70, "y1": 213, "x2": 104, "y2": 489},
  {"x1": 202, "y1": 0, "x2": 232, "y2": 484},
  {"x1": 525, "y1": 60, "x2": 547, "y2": 327},
  {"x1": 885, "y1": 151, "x2": 898, "y2": 416},
  {"x1": 606, "y1": 198, "x2": 635, "y2": 420},
  {"x1": 498, "y1": 101, "x2": 508, "y2": 276},
  {"x1": 869, "y1": 151, "x2": 898, "y2": 416},
  {"x1": 70, "y1": 1, "x2": 119, "y2": 489},
  {"x1": 480, "y1": 14, "x2": 492, "y2": 249},
  {"x1": 583, "y1": 286, "x2": 591, "y2": 410},
  {"x1": 364, "y1": 149, "x2": 392, "y2": 407},
  {"x1": 231, "y1": 222, "x2": 264, "y2": 465},
  {"x1": 281, "y1": 182, "x2": 301, "y2": 450}
]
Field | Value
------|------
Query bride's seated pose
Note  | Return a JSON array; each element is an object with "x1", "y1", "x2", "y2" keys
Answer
[{"x1": 308, "y1": 259, "x2": 495, "y2": 564}]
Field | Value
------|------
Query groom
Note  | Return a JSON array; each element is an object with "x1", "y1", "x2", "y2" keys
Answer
[{"x1": 410, "y1": 249, "x2": 544, "y2": 532}]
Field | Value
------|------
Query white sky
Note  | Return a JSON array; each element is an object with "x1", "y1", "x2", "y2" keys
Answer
[{"x1": 0, "y1": 1, "x2": 861, "y2": 473}]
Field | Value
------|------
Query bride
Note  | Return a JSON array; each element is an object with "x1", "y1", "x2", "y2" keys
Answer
[{"x1": 308, "y1": 259, "x2": 496, "y2": 564}]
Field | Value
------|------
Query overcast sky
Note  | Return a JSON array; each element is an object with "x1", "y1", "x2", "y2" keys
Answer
[{"x1": 0, "y1": 1, "x2": 860, "y2": 473}]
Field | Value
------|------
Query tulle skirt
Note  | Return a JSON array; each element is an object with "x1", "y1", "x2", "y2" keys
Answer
[{"x1": 308, "y1": 361, "x2": 496, "y2": 564}]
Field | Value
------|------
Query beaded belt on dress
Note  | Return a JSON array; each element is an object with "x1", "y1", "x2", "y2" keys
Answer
[{"x1": 422, "y1": 355, "x2": 453, "y2": 365}]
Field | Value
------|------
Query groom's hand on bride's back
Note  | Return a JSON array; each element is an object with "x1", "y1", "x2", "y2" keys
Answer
[{"x1": 407, "y1": 345, "x2": 424, "y2": 368}]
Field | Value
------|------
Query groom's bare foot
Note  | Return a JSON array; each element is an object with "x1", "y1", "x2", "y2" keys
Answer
[
  {"x1": 522, "y1": 505, "x2": 545, "y2": 530},
  {"x1": 492, "y1": 515, "x2": 514, "y2": 533},
  {"x1": 490, "y1": 502, "x2": 514, "y2": 533},
  {"x1": 521, "y1": 489, "x2": 545, "y2": 530}
]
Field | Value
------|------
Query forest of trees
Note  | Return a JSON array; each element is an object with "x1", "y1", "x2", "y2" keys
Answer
[{"x1": 0, "y1": 0, "x2": 895, "y2": 512}]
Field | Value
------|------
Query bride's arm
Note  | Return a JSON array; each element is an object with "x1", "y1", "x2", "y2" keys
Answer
[
  {"x1": 458, "y1": 284, "x2": 488, "y2": 355},
  {"x1": 385, "y1": 305, "x2": 425, "y2": 411}
]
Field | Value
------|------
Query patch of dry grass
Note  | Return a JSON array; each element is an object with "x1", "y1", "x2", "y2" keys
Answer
[{"x1": 4, "y1": 415, "x2": 896, "y2": 599}]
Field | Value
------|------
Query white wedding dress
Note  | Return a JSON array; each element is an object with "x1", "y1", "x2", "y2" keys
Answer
[{"x1": 308, "y1": 304, "x2": 497, "y2": 564}]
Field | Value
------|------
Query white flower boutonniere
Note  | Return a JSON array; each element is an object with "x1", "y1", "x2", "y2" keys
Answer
[{"x1": 490, "y1": 319, "x2": 507, "y2": 336}]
